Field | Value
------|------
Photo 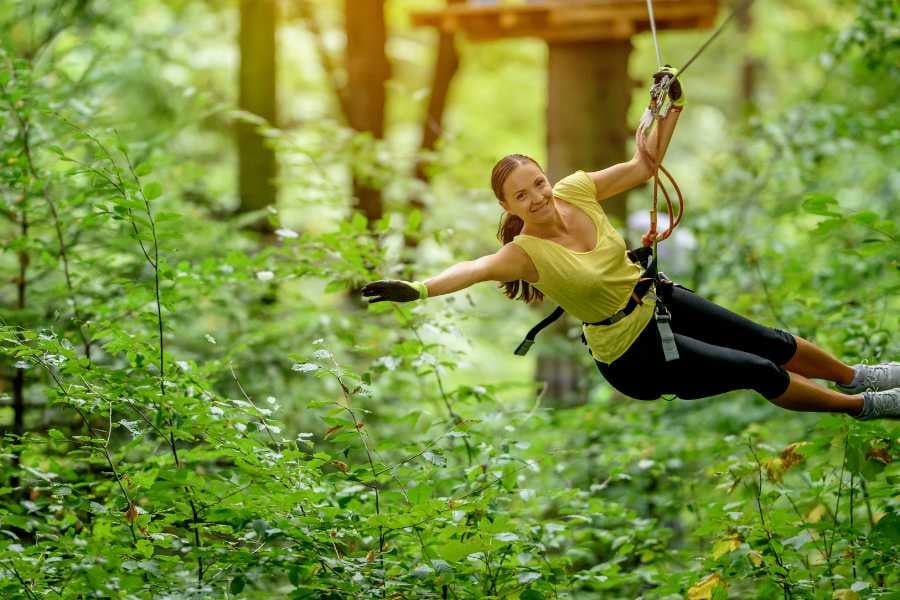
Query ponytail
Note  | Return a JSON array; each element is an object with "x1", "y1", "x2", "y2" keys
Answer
[{"x1": 491, "y1": 154, "x2": 544, "y2": 304}]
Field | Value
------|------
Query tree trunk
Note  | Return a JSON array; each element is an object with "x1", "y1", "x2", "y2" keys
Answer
[
  {"x1": 547, "y1": 40, "x2": 632, "y2": 224},
  {"x1": 405, "y1": 0, "x2": 463, "y2": 247},
  {"x1": 237, "y1": 0, "x2": 278, "y2": 228},
  {"x1": 10, "y1": 201, "x2": 28, "y2": 489},
  {"x1": 345, "y1": 0, "x2": 390, "y2": 225},
  {"x1": 540, "y1": 40, "x2": 633, "y2": 407}
]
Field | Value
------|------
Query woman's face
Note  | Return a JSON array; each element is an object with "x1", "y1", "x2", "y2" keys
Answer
[{"x1": 499, "y1": 162, "x2": 554, "y2": 223}]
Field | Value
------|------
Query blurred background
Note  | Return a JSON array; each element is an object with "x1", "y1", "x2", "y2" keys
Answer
[{"x1": 1, "y1": 0, "x2": 897, "y2": 597}]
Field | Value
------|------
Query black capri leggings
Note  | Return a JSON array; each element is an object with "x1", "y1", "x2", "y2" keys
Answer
[{"x1": 594, "y1": 286, "x2": 797, "y2": 401}]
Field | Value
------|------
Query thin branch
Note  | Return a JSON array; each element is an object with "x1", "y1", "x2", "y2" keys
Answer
[
  {"x1": 326, "y1": 357, "x2": 385, "y2": 592},
  {"x1": 229, "y1": 363, "x2": 278, "y2": 446},
  {"x1": 2, "y1": 559, "x2": 39, "y2": 600},
  {"x1": 0, "y1": 63, "x2": 93, "y2": 361},
  {"x1": 746, "y1": 437, "x2": 792, "y2": 598},
  {"x1": 824, "y1": 436, "x2": 849, "y2": 584},
  {"x1": 35, "y1": 357, "x2": 137, "y2": 544},
  {"x1": 391, "y1": 304, "x2": 473, "y2": 464}
]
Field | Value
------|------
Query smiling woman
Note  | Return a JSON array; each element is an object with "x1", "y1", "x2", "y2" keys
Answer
[{"x1": 361, "y1": 67, "x2": 900, "y2": 422}]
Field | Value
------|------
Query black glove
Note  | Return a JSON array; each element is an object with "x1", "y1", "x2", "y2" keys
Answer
[
  {"x1": 653, "y1": 65, "x2": 683, "y2": 105},
  {"x1": 361, "y1": 280, "x2": 426, "y2": 303}
]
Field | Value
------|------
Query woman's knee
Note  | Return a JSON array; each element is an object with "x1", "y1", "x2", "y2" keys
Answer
[
  {"x1": 770, "y1": 329, "x2": 798, "y2": 365},
  {"x1": 747, "y1": 356, "x2": 791, "y2": 399}
]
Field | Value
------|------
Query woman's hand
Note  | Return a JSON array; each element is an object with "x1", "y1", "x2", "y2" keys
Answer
[
  {"x1": 361, "y1": 280, "x2": 427, "y2": 303},
  {"x1": 641, "y1": 228, "x2": 672, "y2": 246}
]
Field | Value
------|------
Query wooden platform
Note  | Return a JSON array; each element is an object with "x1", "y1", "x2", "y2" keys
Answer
[{"x1": 411, "y1": 0, "x2": 718, "y2": 42}]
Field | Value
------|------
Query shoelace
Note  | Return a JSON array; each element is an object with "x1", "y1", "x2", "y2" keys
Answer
[
  {"x1": 867, "y1": 389, "x2": 900, "y2": 419},
  {"x1": 860, "y1": 364, "x2": 894, "y2": 391}
]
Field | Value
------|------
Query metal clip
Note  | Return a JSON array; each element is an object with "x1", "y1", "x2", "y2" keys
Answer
[{"x1": 654, "y1": 305, "x2": 679, "y2": 362}]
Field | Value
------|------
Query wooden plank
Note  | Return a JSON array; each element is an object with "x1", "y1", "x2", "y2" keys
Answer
[{"x1": 411, "y1": 0, "x2": 718, "y2": 41}]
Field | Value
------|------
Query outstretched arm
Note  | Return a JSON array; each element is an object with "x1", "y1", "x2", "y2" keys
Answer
[
  {"x1": 362, "y1": 243, "x2": 536, "y2": 303},
  {"x1": 587, "y1": 66, "x2": 684, "y2": 203}
]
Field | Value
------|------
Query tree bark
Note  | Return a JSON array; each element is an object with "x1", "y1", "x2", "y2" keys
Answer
[
  {"x1": 547, "y1": 40, "x2": 632, "y2": 224},
  {"x1": 345, "y1": 0, "x2": 390, "y2": 225},
  {"x1": 10, "y1": 198, "x2": 28, "y2": 489},
  {"x1": 406, "y1": 0, "x2": 463, "y2": 247},
  {"x1": 237, "y1": 0, "x2": 279, "y2": 228}
]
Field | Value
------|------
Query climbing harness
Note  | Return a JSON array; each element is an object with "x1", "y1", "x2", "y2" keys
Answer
[
  {"x1": 513, "y1": 0, "x2": 755, "y2": 360},
  {"x1": 514, "y1": 246, "x2": 657, "y2": 357}
]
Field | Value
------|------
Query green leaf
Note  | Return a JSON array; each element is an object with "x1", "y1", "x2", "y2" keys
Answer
[
  {"x1": 324, "y1": 280, "x2": 345, "y2": 293},
  {"x1": 406, "y1": 209, "x2": 422, "y2": 234},
  {"x1": 849, "y1": 211, "x2": 879, "y2": 226},
  {"x1": 143, "y1": 182, "x2": 162, "y2": 200},
  {"x1": 230, "y1": 575, "x2": 245, "y2": 594},
  {"x1": 812, "y1": 218, "x2": 843, "y2": 236},
  {"x1": 801, "y1": 193, "x2": 841, "y2": 217},
  {"x1": 134, "y1": 163, "x2": 153, "y2": 176},
  {"x1": 871, "y1": 513, "x2": 900, "y2": 546},
  {"x1": 351, "y1": 212, "x2": 367, "y2": 230},
  {"x1": 136, "y1": 539, "x2": 154, "y2": 558},
  {"x1": 436, "y1": 539, "x2": 482, "y2": 562},
  {"x1": 153, "y1": 211, "x2": 182, "y2": 223}
]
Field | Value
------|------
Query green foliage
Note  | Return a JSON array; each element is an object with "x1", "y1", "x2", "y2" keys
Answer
[{"x1": 1, "y1": 1, "x2": 898, "y2": 598}]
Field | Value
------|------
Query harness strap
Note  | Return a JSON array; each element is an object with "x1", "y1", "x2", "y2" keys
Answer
[
  {"x1": 514, "y1": 249, "x2": 656, "y2": 356},
  {"x1": 654, "y1": 298, "x2": 680, "y2": 362},
  {"x1": 514, "y1": 306, "x2": 565, "y2": 356}
]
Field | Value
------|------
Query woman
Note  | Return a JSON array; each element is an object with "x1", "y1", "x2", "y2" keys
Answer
[{"x1": 362, "y1": 71, "x2": 899, "y2": 420}]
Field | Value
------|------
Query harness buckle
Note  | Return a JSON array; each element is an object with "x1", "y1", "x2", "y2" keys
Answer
[
  {"x1": 607, "y1": 311, "x2": 626, "y2": 324},
  {"x1": 514, "y1": 339, "x2": 534, "y2": 356},
  {"x1": 654, "y1": 302, "x2": 679, "y2": 362}
]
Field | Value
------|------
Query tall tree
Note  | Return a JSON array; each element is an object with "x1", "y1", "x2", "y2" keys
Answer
[
  {"x1": 344, "y1": 0, "x2": 391, "y2": 224},
  {"x1": 406, "y1": 0, "x2": 464, "y2": 246},
  {"x1": 237, "y1": 0, "x2": 278, "y2": 229}
]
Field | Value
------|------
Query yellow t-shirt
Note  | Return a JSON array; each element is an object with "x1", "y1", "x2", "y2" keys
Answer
[{"x1": 511, "y1": 170, "x2": 656, "y2": 364}]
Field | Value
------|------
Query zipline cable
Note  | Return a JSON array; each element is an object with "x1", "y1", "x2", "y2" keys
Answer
[
  {"x1": 646, "y1": 0, "x2": 662, "y2": 67},
  {"x1": 675, "y1": 0, "x2": 755, "y2": 79},
  {"x1": 644, "y1": 0, "x2": 757, "y2": 116},
  {"x1": 640, "y1": 0, "x2": 757, "y2": 247}
]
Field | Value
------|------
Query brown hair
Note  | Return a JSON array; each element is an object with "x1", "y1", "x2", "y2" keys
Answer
[{"x1": 492, "y1": 154, "x2": 544, "y2": 304}]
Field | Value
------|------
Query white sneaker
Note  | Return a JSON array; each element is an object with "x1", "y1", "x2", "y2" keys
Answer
[
  {"x1": 854, "y1": 388, "x2": 900, "y2": 421},
  {"x1": 837, "y1": 362, "x2": 900, "y2": 394}
]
